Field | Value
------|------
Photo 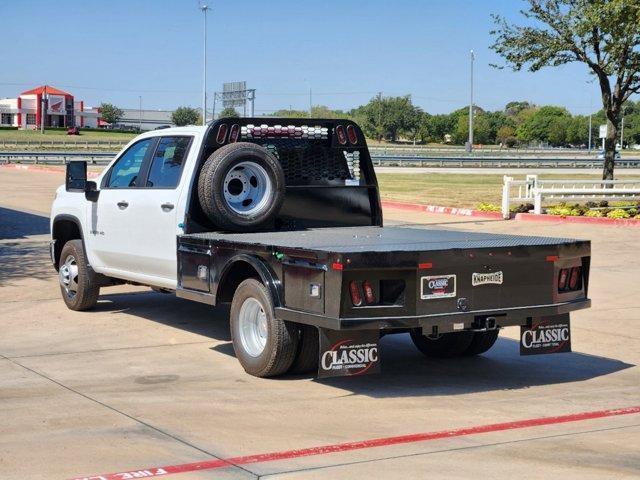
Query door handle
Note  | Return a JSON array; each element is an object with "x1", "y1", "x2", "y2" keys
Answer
[
  {"x1": 161, "y1": 203, "x2": 175, "y2": 211},
  {"x1": 117, "y1": 201, "x2": 129, "y2": 209}
]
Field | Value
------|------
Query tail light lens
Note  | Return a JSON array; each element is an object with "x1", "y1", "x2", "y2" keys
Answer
[
  {"x1": 569, "y1": 267, "x2": 582, "y2": 290},
  {"x1": 558, "y1": 266, "x2": 582, "y2": 292},
  {"x1": 346, "y1": 124, "x2": 358, "y2": 144},
  {"x1": 558, "y1": 269, "x2": 569, "y2": 290},
  {"x1": 229, "y1": 124, "x2": 240, "y2": 143},
  {"x1": 336, "y1": 125, "x2": 347, "y2": 145},
  {"x1": 362, "y1": 280, "x2": 375, "y2": 304},
  {"x1": 349, "y1": 281, "x2": 363, "y2": 306},
  {"x1": 216, "y1": 124, "x2": 228, "y2": 144}
]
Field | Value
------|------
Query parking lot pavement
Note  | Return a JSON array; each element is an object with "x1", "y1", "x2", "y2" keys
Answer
[{"x1": 1, "y1": 166, "x2": 639, "y2": 479}]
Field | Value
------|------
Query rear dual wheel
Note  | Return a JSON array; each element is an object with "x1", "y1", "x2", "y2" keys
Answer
[
  {"x1": 229, "y1": 279, "x2": 319, "y2": 377},
  {"x1": 410, "y1": 329, "x2": 499, "y2": 358}
]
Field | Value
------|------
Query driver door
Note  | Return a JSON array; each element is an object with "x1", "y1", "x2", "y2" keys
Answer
[{"x1": 88, "y1": 137, "x2": 156, "y2": 275}]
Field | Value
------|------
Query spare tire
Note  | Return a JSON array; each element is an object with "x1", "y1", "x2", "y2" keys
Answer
[{"x1": 198, "y1": 142, "x2": 285, "y2": 231}]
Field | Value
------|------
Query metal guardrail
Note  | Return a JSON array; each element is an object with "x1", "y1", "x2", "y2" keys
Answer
[
  {"x1": 2, "y1": 151, "x2": 640, "y2": 169},
  {"x1": 370, "y1": 155, "x2": 640, "y2": 168},
  {"x1": 0, "y1": 151, "x2": 115, "y2": 165},
  {"x1": 0, "y1": 139, "x2": 129, "y2": 150},
  {"x1": 501, "y1": 174, "x2": 640, "y2": 219}
]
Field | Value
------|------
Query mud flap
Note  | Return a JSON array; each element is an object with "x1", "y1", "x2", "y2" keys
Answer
[
  {"x1": 317, "y1": 328, "x2": 380, "y2": 378},
  {"x1": 520, "y1": 313, "x2": 571, "y2": 355}
]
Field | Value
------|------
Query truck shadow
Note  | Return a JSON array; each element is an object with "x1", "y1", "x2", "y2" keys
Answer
[
  {"x1": 0, "y1": 207, "x2": 52, "y2": 286},
  {"x1": 0, "y1": 207, "x2": 50, "y2": 239},
  {"x1": 314, "y1": 333, "x2": 635, "y2": 397},
  {"x1": 97, "y1": 291, "x2": 634, "y2": 397}
]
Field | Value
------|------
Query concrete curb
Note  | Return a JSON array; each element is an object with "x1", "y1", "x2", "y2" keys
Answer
[
  {"x1": 515, "y1": 212, "x2": 640, "y2": 227},
  {"x1": 381, "y1": 200, "x2": 503, "y2": 219}
]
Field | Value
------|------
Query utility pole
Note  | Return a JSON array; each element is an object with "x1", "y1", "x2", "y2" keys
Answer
[
  {"x1": 40, "y1": 85, "x2": 47, "y2": 134},
  {"x1": 200, "y1": 3, "x2": 210, "y2": 125},
  {"x1": 620, "y1": 110, "x2": 625, "y2": 150},
  {"x1": 588, "y1": 112, "x2": 592, "y2": 153},
  {"x1": 308, "y1": 86, "x2": 312, "y2": 118},
  {"x1": 138, "y1": 96, "x2": 142, "y2": 131},
  {"x1": 467, "y1": 50, "x2": 475, "y2": 153},
  {"x1": 377, "y1": 91, "x2": 383, "y2": 141}
]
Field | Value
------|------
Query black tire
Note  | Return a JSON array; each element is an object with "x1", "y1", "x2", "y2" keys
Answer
[
  {"x1": 230, "y1": 279, "x2": 299, "y2": 377},
  {"x1": 409, "y1": 329, "x2": 475, "y2": 358},
  {"x1": 197, "y1": 142, "x2": 285, "y2": 232},
  {"x1": 58, "y1": 239, "x2": 100, "y2": 311},
  {"x1": 289, "y1": 324, "x2": 319, "y2": 374},
  {"x1": 463, "y1": 330, "x2": 500, "y2": 356}
]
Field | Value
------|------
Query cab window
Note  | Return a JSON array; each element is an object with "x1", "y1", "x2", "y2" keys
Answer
[
  {"x1": 106, "y1": 139, "x2": 153, "y2": 188},
  {"x1": 146, "y1": 136, "x2": 192, "y2": 188}
]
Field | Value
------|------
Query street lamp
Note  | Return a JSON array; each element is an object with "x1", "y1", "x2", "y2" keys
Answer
[
  {"x1": 200, "y1": 4, "x2": 210, "y2": 125},
  {"x1": 467, "y1": 50, "x2": 475, "y2": 153}
]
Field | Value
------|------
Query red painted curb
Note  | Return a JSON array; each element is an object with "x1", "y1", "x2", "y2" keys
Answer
[
  {"x1": 70, "y1": 405, "x2": 640, "y2": 480},
  {"x1": 381, "y1": 200, "x2": 502, "y2": 219},
  {"x1": 516, "y1": 212, "x2": 640, "y2": 227}
]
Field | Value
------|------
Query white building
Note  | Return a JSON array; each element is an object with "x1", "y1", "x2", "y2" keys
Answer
[{"x1": 0, "y1": 85, "x2": 100, "y2": 129}]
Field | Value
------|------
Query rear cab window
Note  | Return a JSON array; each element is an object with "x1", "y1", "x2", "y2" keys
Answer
[{"x1": 145, "y1": 136, "x2": 192, "y2": 188}]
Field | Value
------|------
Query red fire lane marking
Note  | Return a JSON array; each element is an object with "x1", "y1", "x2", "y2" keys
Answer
[{"x1": 71, "y1": 406, "x2": 640, "y2": 480}]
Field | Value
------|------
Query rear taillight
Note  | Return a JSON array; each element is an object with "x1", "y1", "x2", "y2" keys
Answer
[
  {"x1": 362, "y1": 280, "x2": 375, "y2": 304},
  {"x1": 349, "y1": 281, "x2": 363, "y2": 306},
  {"x1": 336, "y1": 125, "x2": 347, "y2": 145},
  {"x1": 569, "y1": 267, "x2": 581, "y2": 290},
  {"x1": 346, "y1": 124, "x2": 358, "y2": 144},
  {"x1": 229, "y1": 124, "x2": 239, "y2": 143},
  {"x1": 558, "y1": 266, "x2": 582, "y2": 292},
  {"x1": 558, "y1": 269, "x2": 569, "y2": 290},
  {"x1": 216, "y1": 124, "x2": 228, "y2": 144}
]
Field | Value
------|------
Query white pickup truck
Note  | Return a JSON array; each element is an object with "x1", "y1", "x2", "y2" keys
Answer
[{"x1": 51, "y1": 118, "x2": 591, "y2": 378}]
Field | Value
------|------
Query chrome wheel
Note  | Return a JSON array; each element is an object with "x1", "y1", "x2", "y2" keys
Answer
[
  {"x1": 238, "y1": 297, "x2": 268, "y2": 357},
  {"x1": 59, "y1": 254, "x2": 79, "y2": 299},
  {"x1": 223, "y1": 161, "x2": 273, "y2": 217}
]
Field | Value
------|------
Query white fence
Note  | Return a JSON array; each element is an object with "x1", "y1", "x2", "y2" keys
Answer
[{"x1": 501, "y1": 175, "x2": 640, "y2": 219}]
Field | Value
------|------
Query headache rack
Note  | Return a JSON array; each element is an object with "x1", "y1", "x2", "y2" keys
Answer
[{"x1": 184, "y1": 118, "x2": 383, "y2": 233}]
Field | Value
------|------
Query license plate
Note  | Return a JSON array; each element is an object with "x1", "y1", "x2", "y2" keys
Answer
[{"x1": 420, "y1": 274, "x2": 456, "y2": 300}]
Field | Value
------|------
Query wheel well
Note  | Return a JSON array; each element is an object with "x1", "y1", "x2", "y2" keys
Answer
[
  {"x1": 52, "y1": 218, "x2": 81, "y2": 269},
  {"x1": 217, "y1": 261, "x2": 261, "y2": 303}
]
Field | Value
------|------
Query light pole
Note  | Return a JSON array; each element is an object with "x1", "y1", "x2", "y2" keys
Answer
[
  {"x1": 620, "y1": 108, "x2": 626, "y2": 150},
  {"x1": 467, "y1": 50, "x2": 475, "y2": 153},
  {"x1": 138, "y1": 95, "x2": 142, "y2": 131},
  {"x1": 200, "y1": 4, "x2": 210, "y2": 126}
]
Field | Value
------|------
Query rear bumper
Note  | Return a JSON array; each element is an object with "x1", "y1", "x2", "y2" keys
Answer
[{"x1": 275, "y1": 298, "x2": 591, "y2": 330}]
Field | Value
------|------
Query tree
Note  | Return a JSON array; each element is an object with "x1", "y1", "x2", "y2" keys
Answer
[
  {"x1": 98, "y1": 103, "x2": 123, "y2": 126},
  {"x1": 171, "y1": 106, "x2": 200, "y2": 126},
  {"x1": 518, "y1": 106, "x2": 571, "y2": 145},
  {"x1": 352, "y1": 95, "x2": 422, "y2": 142},
  {"x1": 491, "y1": 0, "x2": 640, "y2": 179},
  {"x1": 219, "y1": 107, "x2": 240, "y2": 118}
]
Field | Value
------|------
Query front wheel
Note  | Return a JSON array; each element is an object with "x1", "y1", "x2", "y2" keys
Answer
[
  {"x1": 230, "y1": 279, "x2": 299, "y2": 377},
  {"x1": 410, "y1": 329, "x2": 475, "y2": 358},
  {"x1": 58, "y1": 239, "x2": 100, "y2": 311}
]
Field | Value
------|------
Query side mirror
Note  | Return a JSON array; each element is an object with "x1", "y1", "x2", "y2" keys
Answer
[
  {"x1": 66, "y1": 161, "x2": 87, "y2": 192},
  {"x1": 85, "y1": 181, "x2": 100, "y2": 202}
]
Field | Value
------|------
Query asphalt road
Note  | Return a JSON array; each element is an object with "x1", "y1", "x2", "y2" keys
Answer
[{"x1": 1, "y1": 166, "x2": 639, "y2": 480}]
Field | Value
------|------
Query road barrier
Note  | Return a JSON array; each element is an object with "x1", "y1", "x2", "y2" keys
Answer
[
  {"x1": 501, "y1": 174, "x2": 640, "y2": 219},
  {"x1": 3, "y1": 150, "x2": 640, "y2": 169}
]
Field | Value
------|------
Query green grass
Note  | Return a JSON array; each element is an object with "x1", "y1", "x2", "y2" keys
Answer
[
  {"x1": 377, "y1": 173, "x2": 640, "y2": 208},
  {"x1": 0, "y1": 128, "x2": 136, "y2": 144}
]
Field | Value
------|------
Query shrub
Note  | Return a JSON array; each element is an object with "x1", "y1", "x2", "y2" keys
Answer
[
  {"x1": 546, "y1": 206, "x2": 574, "y2": 217},
  {"x1": 477, "y1": 203, "x2": 501, "y2": 212},
  {"x1": 598, "y1": 200, "x2": 609, "y2": 208},
  {"x1": 512, "y1": 203, "x2": 534, "y2": 213},
  {"x1": 606, "y1": 209, "x2": 630, "y2": 219},
  {"x1": 584, "y1": 210, "x2": 603, "y2": 217}
]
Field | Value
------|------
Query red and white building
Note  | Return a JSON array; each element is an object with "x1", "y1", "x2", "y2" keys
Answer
[{"x1": 0, "y1": 85, "x2": 100, "y2": 129}]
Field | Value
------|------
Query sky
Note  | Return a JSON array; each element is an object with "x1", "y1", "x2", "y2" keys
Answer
[{"x1": 0, "y1": 0, "x2": 611, "y2": 115}]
